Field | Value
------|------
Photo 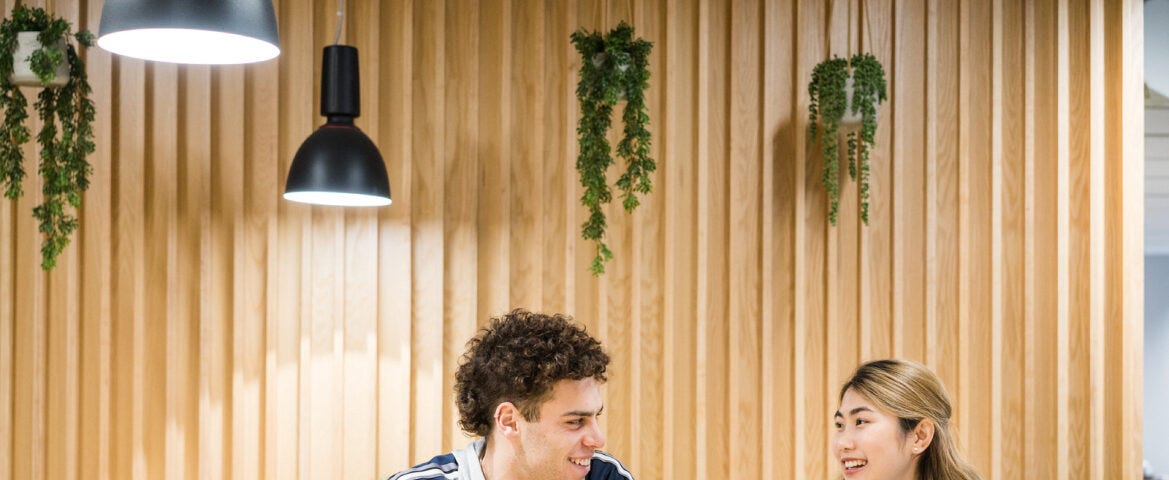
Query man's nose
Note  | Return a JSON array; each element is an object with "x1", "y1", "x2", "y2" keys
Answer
[{"x1": 583, "y1": 422, "x2": 606, "y2": 449}]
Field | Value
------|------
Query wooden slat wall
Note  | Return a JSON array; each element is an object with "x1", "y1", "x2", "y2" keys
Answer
[{"x1": 0, "y1": 0, "x2": 1143, "y2": 479}]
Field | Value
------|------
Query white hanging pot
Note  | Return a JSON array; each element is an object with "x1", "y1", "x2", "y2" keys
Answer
[
  {"x1": 841, "y1": 77, "x2": 864, "y2": 127},
  {"x1": 9, "y1": 31, "x2": 69, "y2": 87}
]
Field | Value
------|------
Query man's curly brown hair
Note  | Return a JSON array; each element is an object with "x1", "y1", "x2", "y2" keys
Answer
[{"x1": 455, "y1": 309, "x2": 610, "y2": 437}]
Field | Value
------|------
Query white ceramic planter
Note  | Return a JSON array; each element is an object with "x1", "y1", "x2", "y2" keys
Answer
[
  {"x1": 9, "y1": 31, "x2": 69, "y2": 87},
  {"x1": 841, "y1": 77, "x2": 863, "y2": 126}
]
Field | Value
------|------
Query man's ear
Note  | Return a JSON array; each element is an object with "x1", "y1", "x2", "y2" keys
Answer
[
  {"x1": 494, "y1": 402, "x2": 522, "y2": 438},
  {"x1": 910, "y1": 418, "x2": 936, "y2": 455}
]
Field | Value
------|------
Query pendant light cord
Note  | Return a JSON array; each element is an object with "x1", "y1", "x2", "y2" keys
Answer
[{"x1": 333, "y1": 0, "x2": 345, "y2": 45}]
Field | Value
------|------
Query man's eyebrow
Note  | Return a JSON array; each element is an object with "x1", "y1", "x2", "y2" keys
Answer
[{"x1": 562, "y1": 406, "x2": 604, "y2": 417}]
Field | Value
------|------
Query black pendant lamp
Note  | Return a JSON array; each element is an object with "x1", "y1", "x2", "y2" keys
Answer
[
  {"x1": 283, "y1": 45, "x2": 392, "y2": 207},
  {"x1": 97, "y1": 0, "x2": 280, "y2": 64}
]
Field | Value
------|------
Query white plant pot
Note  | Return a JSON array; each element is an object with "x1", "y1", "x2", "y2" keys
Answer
[
  {"x1": 841, "y1": 77, "x2": 864, "y2": 127},
  {"x1": 9, "y1": 31, "x2": 69, "y2": 87}
]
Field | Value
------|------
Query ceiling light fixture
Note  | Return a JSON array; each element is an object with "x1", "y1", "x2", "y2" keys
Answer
[
  {"x1": 97, "y1": 0, "x2": 280, "y2": 64},
  {"x1": 283, "y1": 0, "x2": 391, "y2": 207}
]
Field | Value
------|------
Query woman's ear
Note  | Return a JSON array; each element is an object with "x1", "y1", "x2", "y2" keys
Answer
[
  {"x1": 910, "y1": 418, "x2": 936, "y2": 455},
  {"x1": 494, "y1": 402, "x2": 521, "y2": 438}
]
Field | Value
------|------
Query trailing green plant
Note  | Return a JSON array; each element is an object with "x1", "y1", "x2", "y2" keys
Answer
[
  {"x1": 808, "y1": 52, "x2": 886, "y2": 225},
  {"x1": 571, "y1": 21, "x2": 654, "y2": 276},
  {"x1": 0, "y1": 5, "x2": 95, "y2": 269}
]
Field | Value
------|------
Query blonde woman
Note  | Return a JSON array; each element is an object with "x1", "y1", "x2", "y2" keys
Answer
[{"x1": 833, "y1": 359, "x2": 981, "y2": 480}]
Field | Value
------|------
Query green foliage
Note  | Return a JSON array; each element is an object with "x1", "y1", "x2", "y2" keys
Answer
[
  {"x1": 808, "y1": 52, "x2": 886, "y2": 225},
  {"x1": 0, "y1": 5, "x2": 96, "y2": 269},
  {"x1": 571, "y1": 21, "x2": 654, "y2": 275}
]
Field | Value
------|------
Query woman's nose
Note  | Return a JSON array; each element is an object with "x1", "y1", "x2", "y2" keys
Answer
[{"x1": 833, "y1": 431, "x2": 855, "y2": 455}]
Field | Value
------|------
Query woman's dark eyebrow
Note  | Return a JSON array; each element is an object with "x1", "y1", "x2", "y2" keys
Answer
[{"x1": 834, "y1": 406, "x2": 874, "y2": 418}]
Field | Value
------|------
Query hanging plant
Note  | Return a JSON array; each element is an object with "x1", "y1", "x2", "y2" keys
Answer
[
  {"x1": 808, "y1": 52, "x2": 886, "y2": 225},
  {"x1": 571, "y1": 21, "x2": 654, "y2": 276},
  {"x1": 0, "y1": 5, "x2": 95, "y2": 270}
]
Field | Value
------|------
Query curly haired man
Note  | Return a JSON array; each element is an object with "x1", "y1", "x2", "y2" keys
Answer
[{"x1": 385, "y1": 309, "x2": 635, "y2": 480}]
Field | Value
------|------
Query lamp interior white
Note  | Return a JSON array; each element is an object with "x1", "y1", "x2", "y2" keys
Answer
[
  {"x1": 283, "y1": 191, "x2": 392, "y2": 207},
  {"x1": 97, "y1": 28, "x2": 279, "y2": 64}
]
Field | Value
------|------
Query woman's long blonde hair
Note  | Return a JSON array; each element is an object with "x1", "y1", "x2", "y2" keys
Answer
[{"x1": 840, "y1": 359, "x2": 981, "y2": 480}]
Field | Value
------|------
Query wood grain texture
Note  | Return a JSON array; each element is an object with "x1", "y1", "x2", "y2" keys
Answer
[{"x1": 0, "y1": 0, "x2": 1143, "y2": 479}]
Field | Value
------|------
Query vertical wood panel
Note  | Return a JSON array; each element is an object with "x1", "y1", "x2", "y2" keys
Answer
[
  {"x1": 1067, "y1": 0, "x2": 1093, "y2": 478},
  {"x1": 477, "y1": 0, "x2": 511, "y2": 324},
  {"x1": 696, "y1": 0, "x2": 730, "y2": 478},
  {"x1": 999, "y1": 0, "x2": 1027, "y2": 477},
  {"x1": 729, "y1": 0, "x2": 762, "y2": 478},
  {"x1": 629, "y1": 0, "x2": 666, "y2": 476},
  {"x1": 661, "y1": 0, "x2": 698, "y2": 478},
  {"x1": 762, "y1": 0, "x2": 795, "y2": 477},
  {"x1": 441, "y1": 0, "x2": 479, "y2": 454},
  {"x1": 1, "y1": 2, "x2": 1144, "y2": 480},
  {"x1": 410, "y1": 0, "x2": 445, "y2": 462},
  {"x1": 375, "y1": 0, "x2": 414, "y2": 472},
  {"x1": 147, "y1": 62, "x2": 178, "y2": 480},
  {"x1": 45, "y1": 6, "x2": 85, "y2": 480}
]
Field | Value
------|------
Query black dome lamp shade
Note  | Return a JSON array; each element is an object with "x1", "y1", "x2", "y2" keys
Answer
[
  {"x1": 97, "y1": 0, "x2": 280, "y2": 64},
  {"x1": 283, "y1": 45, "x2": 392, "y2": 207}
]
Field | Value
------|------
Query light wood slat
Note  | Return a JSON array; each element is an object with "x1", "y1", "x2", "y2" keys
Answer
[
  {"x1": 375, "y1": 0, "x2": 414, "y2": 473},
  {"x1": 796, "y1": 0, "x2": 828, "y2": 477},
  {"x1": 1068, "y1": 0, "x2": 1094, "y2": 478},
  {"x1": 989, "y1": 0, "x2": 1006, "y2": 476},
  {"x1": 509, "y1": 0, "x2": 546, "y2": 310},
  {"x1": 1, "y1": 135, "x2": 12, "y2": 480},
  {"x1": 1107, "y1": 0, "x2": 1144, "y2": 478},
  {"x1": 728, "y1": 0, "x2": 762, "y2": 478},
  {"x1": 825, "y1": 0, "x2": 854, "y2": 425},
  {"x1": 1087, "y1": 1, "x2": 1106, "y2": 478},
  {"x1": 241, "y1": 51, "x2": 279, "y2": 480},
  {"x1": 13, "y1": 98, "x2": 45, "y2": 480},
  {"x1": 109, "y1": 56, "x2": 145, "y2": 480},
  {"x1": 338, "y1": 0, "x2": 381, "y2": 473},
  {"x1": 8, "y1": 4, "x2": 43, "y2": 479},
  {"x1": 598, "y1": 0, "x2": 635, "y2": 462},
  {"x1": 202, "y1": 65, "x2": 241, "y2": 480},
  {"x1": 934, "y1": 0, "x2": 960, "y2": 397},
  {"x1": 628, "y1": 0, "x2": 666, "y2": 476},
  {"x1": 964, "y1": 0, "x2": 995, "y2": 473},
  {"x1": 267, "y1": 2, "x2": 306, "y2": 479},
  {"x1": 861, "y1": 0, "x2": 894, "y2": 362},
  {"x1": 410, "y1": 0, "x2": 445, "y2": 462},
  {"x1": 762, "y1": 0, "x2": 795, "y2": 477},
  {"x1": 1031, "y1": 0, "x2": 1062, "y2": 477},
  {"x1": 541, "y1": 0, "x2": 571, "y2": 311},
  {"x1": 172, "y1": 64, "x2": 207, "y2": 480},
  {"x1": 924, "y1": 0, "x2": 938, "y2": 367},
  {"x1": 570, "y1": 0, "x2": 602, "y2": 337},
  {"x1": 147, "y1": 61, "x2": 179, "y2": 480},
  {"x1": 1023, "y1": 0, "x2": 1040, "y2": 476},
  {"x1": 1000, "y1": 2, "x2": 1028, "y2": 476},
  {"x1": 223, "y1": 64, "x2": 252, "y2": 480},
  {"x1": 1, "y1": 2, "x2": 14, "y2": 475},
  {"x1": 1057, "y1": 0, "x2": 1073, "y2": 477},
  {"x1": 46, "y1": 2, "x2": 84, "y2": 477},
  {"x1": 661, "y1": 0, "x2": 699, "y2": 478},
  {"x1": 897, "y1": 0, "x2": 927, "y2": 362},
  {"x1": 696, "y1": 0, "x2": 730, "y2": 477},
  {"x1": 441, "y1": 0, "x2": 479, "y2": 454},
  {"x1": 477, "y1": 0, "x2": 512, "y2": 324}
]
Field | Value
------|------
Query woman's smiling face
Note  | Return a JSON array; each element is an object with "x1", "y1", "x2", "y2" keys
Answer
[{"x1": 833, "y1": 388, "x2": 920, "y2": 480}]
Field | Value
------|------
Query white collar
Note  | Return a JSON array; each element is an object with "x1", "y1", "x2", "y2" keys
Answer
[{"x1": 452, "y1": 438, "x2": 487, "y2": 480}]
